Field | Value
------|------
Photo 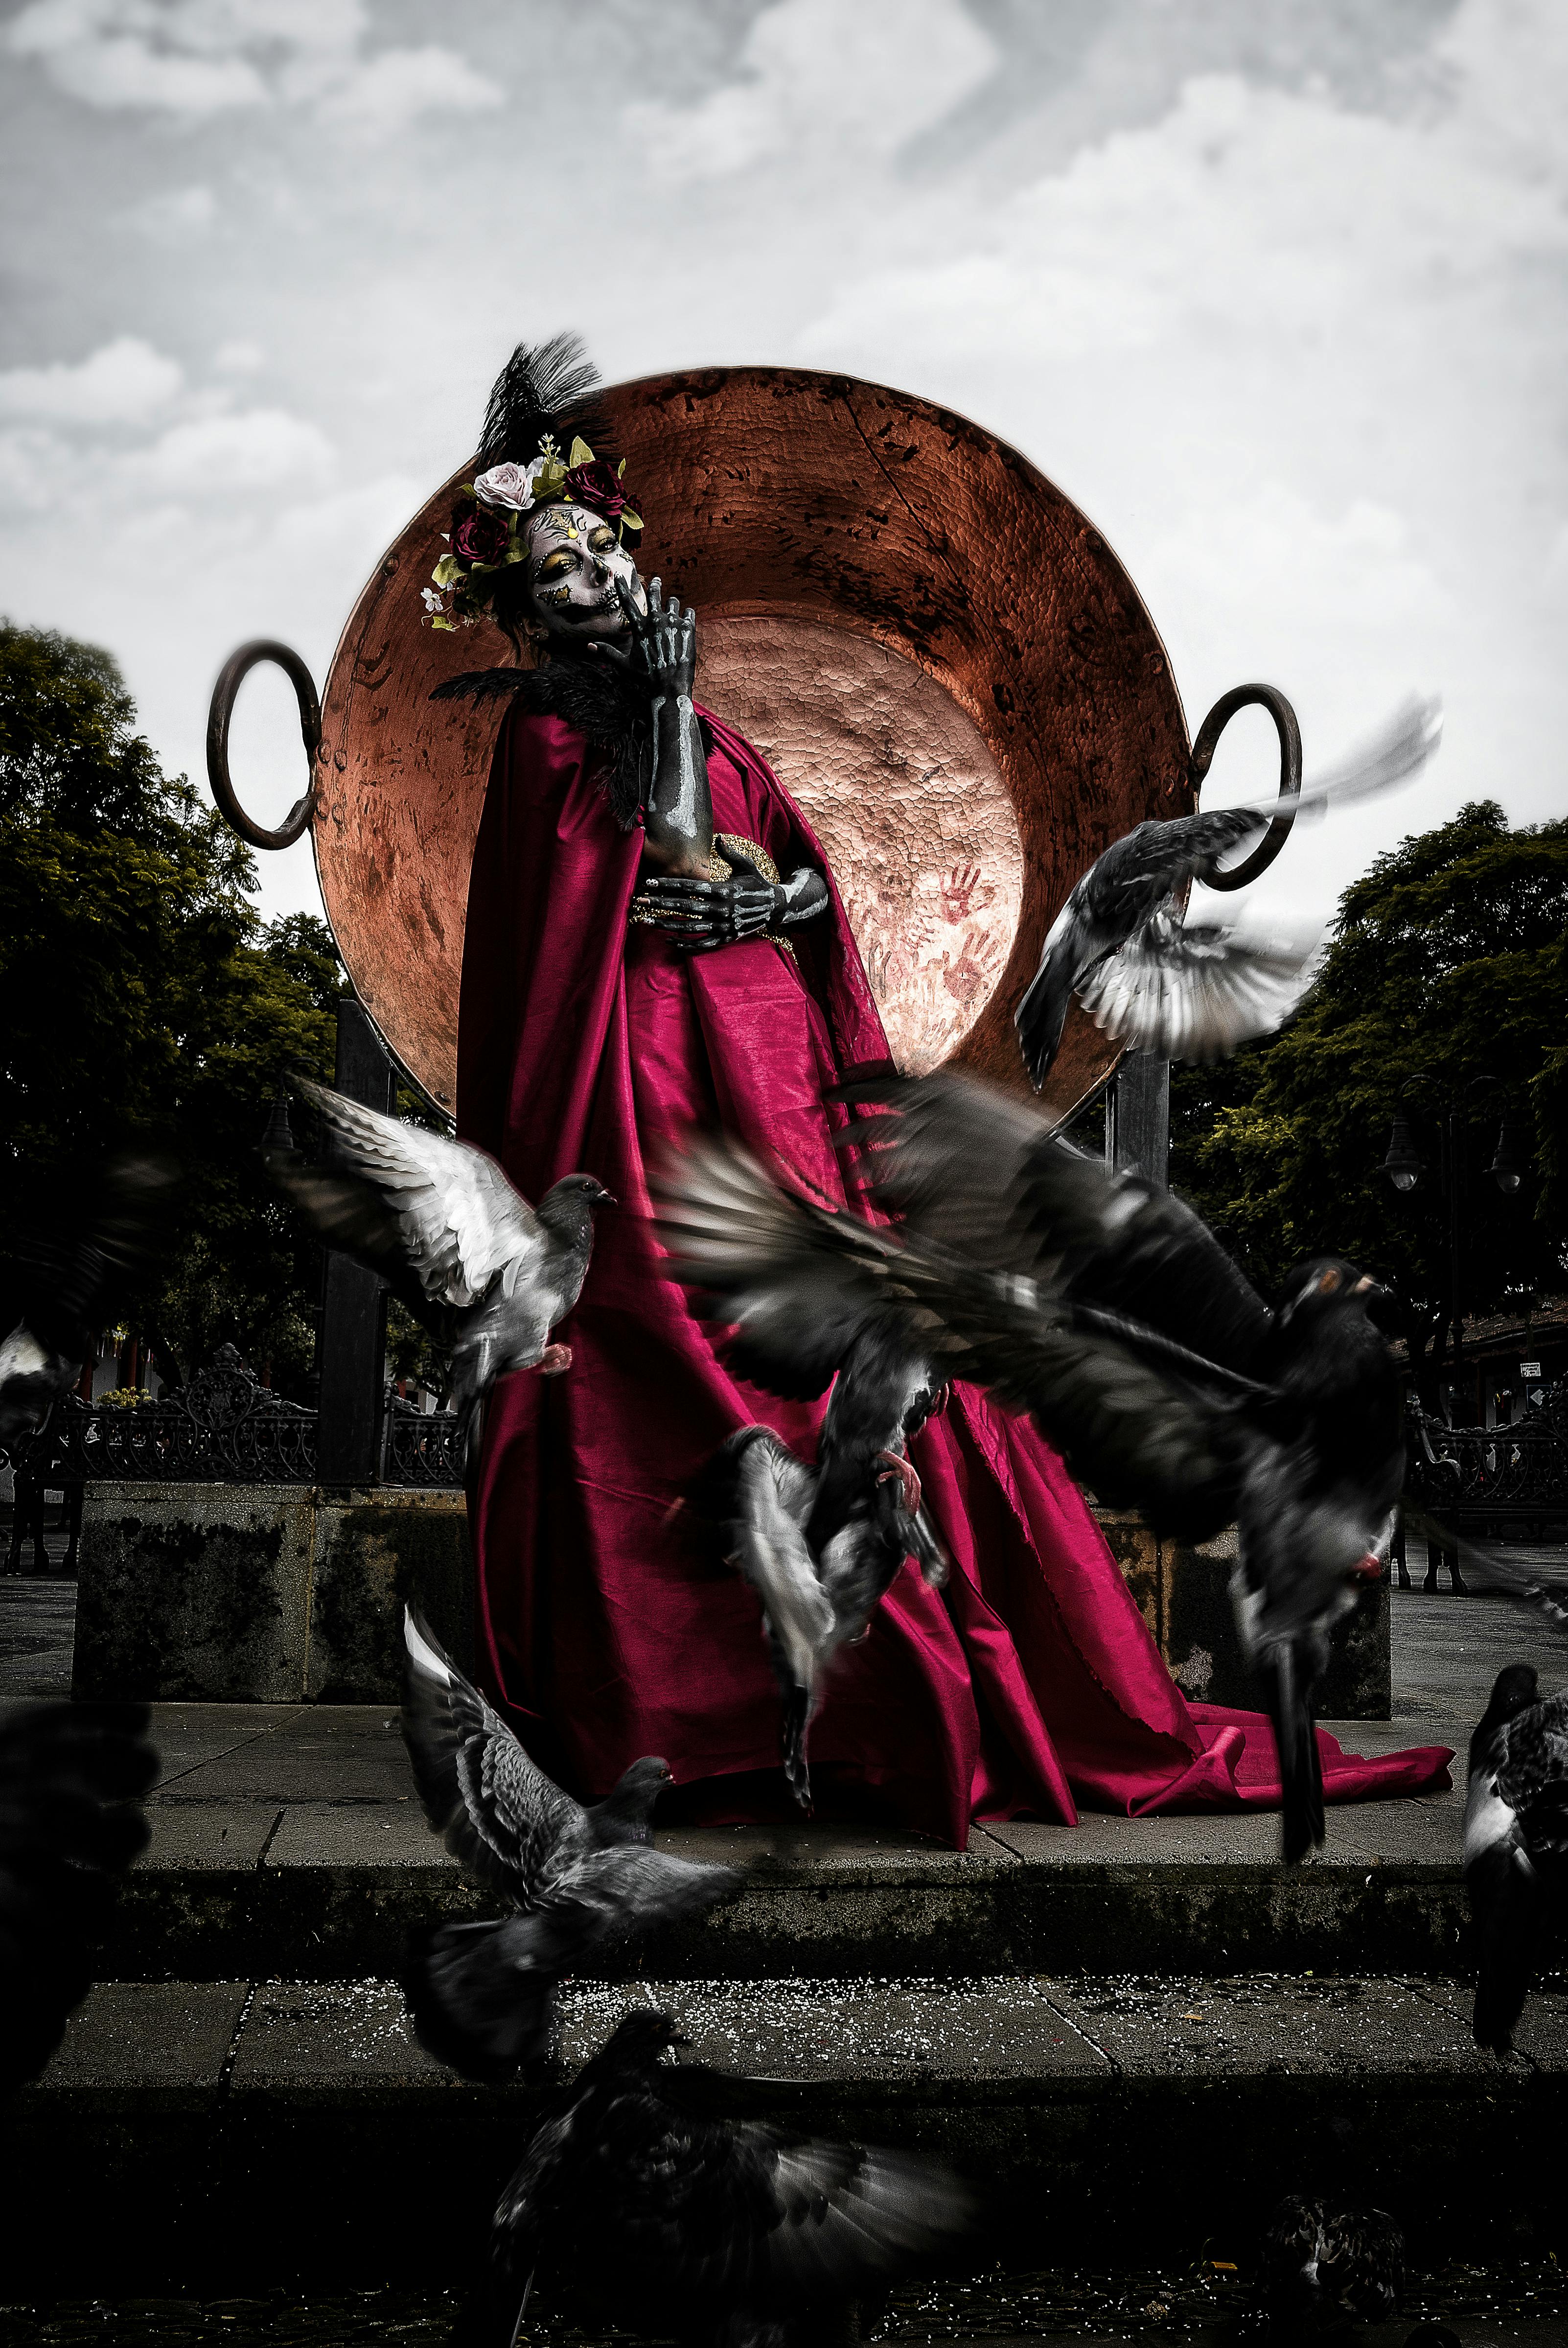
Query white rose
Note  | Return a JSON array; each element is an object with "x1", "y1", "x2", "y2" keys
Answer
[{"x1": 473, "y1": 460, "x2": 540, "y2": 511}]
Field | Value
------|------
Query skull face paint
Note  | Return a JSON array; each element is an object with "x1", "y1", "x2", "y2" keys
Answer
[{"x1": 524, "y1": 503, "x2": 646, "y2": 643}]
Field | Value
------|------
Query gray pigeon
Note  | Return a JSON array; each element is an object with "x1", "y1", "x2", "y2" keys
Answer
[
  {"x1": 0, "y1": 1155, "x2": 178, "y2": 1456},
  {"x1": 399, "y1": 1609, "x2": 740, "y2": 2080},
  {"x1": 1256, "y1": 2194, "x2": 1404, "y2": 2333},
  {"x1": 654, "y1": 1135, "x2": 949, "y2": 1813},
  {"x1": 263, "y1": 1079, "x2": 611, "y2": 1458},
  {"x1": 0, "y1": 1699, "x2": 159, "y2": 2090},
  {"x1": 490, "y1": 2006, "x2": 974, "y2": 2348},
  {"x1": 1466, "y1": 1663, "x2": 1568, "y2": 2055},
  {"x1": 1015, "y1": 694, "x2": 1441, "y2": 1088},
  {"x1": 838, "y1": 1071, "x2": 1406, "y2": 1863}
]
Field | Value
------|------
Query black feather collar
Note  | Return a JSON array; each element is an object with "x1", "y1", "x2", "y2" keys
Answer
[{"x1": 431, "y1": 657, "x2": 648, "y2": 829}]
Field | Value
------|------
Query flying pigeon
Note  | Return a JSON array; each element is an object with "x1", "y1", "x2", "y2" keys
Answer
[
  {"x1": 1256, "y1": 2194, "x2": 1404, "y2": 2333},
  {"x1": 0, "y1": 1699, "x2": 159, "y2": 2091},
  {"x1": 263, "y1": 1079, "x2": 611, "y2": 1459},
  {"x1": 832, "y1": 1071, "x2": 1406, "y2": 1863},
  {"x1": 0, "y1": 1156, "x2": 178, "y2": 1457},
  {"x1": 489, "y1": 2005, "x2": 974, "y2": 2348},
  {"x1": 1465, "y1": 1662, "x2": 1568, "y2": 2055},
  {"x1": 1015, "y1": 693, "x2": 1442, "y2": 1088},
  {"x1": 398, "y1": 1610, "x2": 739, "y2": 2081},
  {"x1": 654, "y1": 1136, "x2": 949, "y2": 1812}
]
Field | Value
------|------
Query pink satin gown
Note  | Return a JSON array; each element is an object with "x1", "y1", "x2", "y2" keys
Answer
[{"x1": 456, "y1": 701, "x2": 1451, "y2": 1846}]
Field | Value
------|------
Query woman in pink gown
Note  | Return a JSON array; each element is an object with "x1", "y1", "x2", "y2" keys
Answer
[{"x1": 435, "y1": 339, "x2": 1450, "y2": 1846}]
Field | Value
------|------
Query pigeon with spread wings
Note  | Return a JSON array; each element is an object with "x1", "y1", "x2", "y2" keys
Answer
[
  {"x1": 0, "y1": 1156, "x2": 178, "y2": 1457},
  {"x1": 399, "y1": 1609, "x2": 739, "y2": 2081},
  {"x1": 1465, "y1": 1663, "x2": 1568, "y2": 2056},
  {"x1": 490, "y1": 2005, "x2": 973, "y2": 2347},
  {"x1": 1015, "y1": 694, "x2": 1442, "y2": 1088},
  {"x1": 836, "y1": 1071, "x2": 1406, "y2": 1865},
  {"x1": 654, "y1": 1138, "x2": 948, "y2": 1813},
  {"x1": 263, "y1": 1078, "x2": 611, "y2": 1460}
]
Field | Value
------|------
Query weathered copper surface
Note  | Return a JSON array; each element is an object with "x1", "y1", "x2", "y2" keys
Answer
[{"x1": 313, "y1": 367, "x2": 1192, "y2": 1112}]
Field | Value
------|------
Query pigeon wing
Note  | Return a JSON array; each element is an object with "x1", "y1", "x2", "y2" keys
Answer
[
  {"x1": 400, "y1": 1608, "x2": 586, "y2": 1897},
  {"x1": 285, "y1": 1080, "x2": 543, "y2": 1311},
  {"x1": 724, "y1": 1431, "x2": 833, "y2": 1694},
  {"x1": 1076, "y1": 913, "x2": 1321, "y2": 1063},
  {"x1": 653, "y1": 1135, "x2": 906, "y2": 1398},
  {"x1": 842, "y1": 1073, "x2": 1274, "y2": 1379},
  {"x1": 611, "y1": 2119, "x2": 972, "y2": 2311},
  {"x1": 878, "y1": 1243, "x2": 1244, "y2": 1539}
]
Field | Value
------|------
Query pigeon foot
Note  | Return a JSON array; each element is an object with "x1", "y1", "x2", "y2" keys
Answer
[
  {"x1": 1350, "y1": 1553, "x2": 1384, "y2": 1584},
  {"x1": 536, "y1": 1344, "x2": 573, "y2": 1376},
  {"x1": 876, "y1": 1450, "x2": 922, "y2": 1516}
]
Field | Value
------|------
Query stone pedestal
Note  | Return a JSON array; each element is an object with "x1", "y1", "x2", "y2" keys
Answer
[
  {"x1": 72, "y1": 1484, "x2": 472, "y2": 1704},
  {"x1": 1094, "y1": 1507, "x2": 1391, "y2": 1719}
]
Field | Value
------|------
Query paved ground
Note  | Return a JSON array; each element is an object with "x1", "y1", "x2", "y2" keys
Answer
[{"x1": 2, "y1": 2272, "x2": 1566, "y2": 2344}]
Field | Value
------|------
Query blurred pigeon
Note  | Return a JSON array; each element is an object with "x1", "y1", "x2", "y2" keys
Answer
[
  {"x1": 0, "y1": 1700, "x2": 159, "y2": 2091},
  {"x1": 1015, "y1": 694, "x2": 1442, "y2": 1087},
  {"x1": 490, "y1": 2005, "x2": 974, "y2": 2348},
  {"x1": 264, "y1": 1079, "x2": 611, "y2": 1459},
  {"x1": 399, "y1": 1610, "x2": 739, "y2": 2081},
  {"x1": 834, "y1": 1072, "x2": 1405, "y2": 1863},
  {"x1": 0, "y1": 1156, "x2": 179, "y2": 1457},
  {"x1": 654, "y1": 1136, "x2": 949, "y2": 1812},
  {"x1": 1256, "y1": 2193, "x2": 1403, "y2": 2334},
  {"x1": 1465, "y1": 1662, "x2": 1568, "y2": 2055}
]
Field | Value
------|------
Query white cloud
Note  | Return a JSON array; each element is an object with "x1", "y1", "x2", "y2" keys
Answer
[
  {"x1": 213, "y1": 337, "x2": 263, "y2": 374},
  {"x1": 124, "y1": 184, "x2": 216, "y2": 240},
  {"x1": 315, "y1": 46, "x2": 504, "y2": 137},
  {"x1": 0, "y1": 335, "x2": 184, "y2": 424},
  {"x1": 626, "y1": 0, "x2": 994, "y2": 182},
  {"x1": 128, "y1": 408, "x2": 334, "y2": 492},
  {"x1": 6, "y1": 0, "x2": 503, "y2": 128}
]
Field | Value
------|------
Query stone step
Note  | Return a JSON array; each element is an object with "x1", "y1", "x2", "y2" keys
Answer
[
  {"x1": 105, "y1": 1703, "x2": 1467, "y2": 1981},
  {"x1": 5, "y1": 1972, "x2": 1562, "y2": 2296}
]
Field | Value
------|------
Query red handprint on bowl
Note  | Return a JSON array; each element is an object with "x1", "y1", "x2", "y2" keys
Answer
[
  {"x1": 942, "y1": 925, "x2": 1002, "y2": 1006},
  {"x1": 940, "y1": 862, "x2": 980, "y2": 923}
]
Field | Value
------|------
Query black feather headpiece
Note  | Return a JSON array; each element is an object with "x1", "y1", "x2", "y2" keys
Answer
[{"x1": 476, "y1": 333, "x2": 612, "y2": 474}]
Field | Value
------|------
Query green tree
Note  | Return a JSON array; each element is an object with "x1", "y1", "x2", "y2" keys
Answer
[
  {"x1": 0, "y1": 621, "x2": 347, "y2": 1396},
  {"x1": 1170, "y1": 801, "x2": 1568, "y2": 1399}
]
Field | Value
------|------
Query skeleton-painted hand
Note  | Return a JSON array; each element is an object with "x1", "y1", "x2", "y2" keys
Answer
[
  {"x1": 590, "y1": 578, "x2": 694, "y2": 701},
  {"x1": 641, "y1": 852, "x2": 829, "y2": 955}
]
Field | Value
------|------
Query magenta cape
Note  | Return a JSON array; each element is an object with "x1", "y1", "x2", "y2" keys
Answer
[{"x1": 456, "y1": 702, "x2": 1451, "y2": 1846}]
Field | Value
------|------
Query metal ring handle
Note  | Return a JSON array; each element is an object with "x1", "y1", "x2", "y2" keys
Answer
[
  {"x1": 207, "y1": 640, "x2": 322, "y2": 851},
  {"x1": 1188, "y1": 682, "x2": 1302, "y2": 893}
]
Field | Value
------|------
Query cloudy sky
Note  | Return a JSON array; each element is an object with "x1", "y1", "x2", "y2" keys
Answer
[{"x1": 2, "y1": 0, "x2": 1564, "y2": 934}]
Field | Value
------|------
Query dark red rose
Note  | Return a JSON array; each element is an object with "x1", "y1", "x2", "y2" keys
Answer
[
  {"x1": 452, "y1": 502, "x2": 509, "y2": 564},
  {"x1": 563, "y1": 459, "x2": 628, "y2": 522}
]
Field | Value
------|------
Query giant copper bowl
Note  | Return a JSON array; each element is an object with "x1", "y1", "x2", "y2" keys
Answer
[{"x1": 312, "y1": 366, "x2": 1191, "y2": 1113}]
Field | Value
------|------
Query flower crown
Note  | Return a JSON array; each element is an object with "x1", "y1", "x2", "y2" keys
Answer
[{"x1": 422, "y1": 432, "x2": 644, "y2": 632}]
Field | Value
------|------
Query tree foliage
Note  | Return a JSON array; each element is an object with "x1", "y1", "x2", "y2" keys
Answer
[
  {"x1": 0, "y1": 621, "x2": 348, "y2": 1395},
  {"x1": 1170, "y1": 801, "x2": 1568, "y2": 1394}
]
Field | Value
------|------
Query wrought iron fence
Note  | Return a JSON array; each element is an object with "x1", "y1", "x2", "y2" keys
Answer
[
  {"x1": 5, "y1": 1344, "x2": 463, "y2": 1490},
  {"x1": 1406, "y1": 1392, "x2": 1568, "y2": 1534}
]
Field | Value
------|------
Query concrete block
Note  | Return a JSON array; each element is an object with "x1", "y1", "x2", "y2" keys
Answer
[
  {"x1": 24, "y1": 1980, "x2": 248, "y2": 2105},
  {"x1": 264, "y1": 1802, "x2": 451, "y2": 1869},
  {"x1": 644, "y1": 1975, "x2": 1110, "y2": 2081},
  {"x1": 73, "y1": 1483, "x2": 473, "y2": 1705},
  {"x1": 74, "y1": 1485, "x2": 314, "y2": 1702},
  {"x1": 1093, "y1": 1507, "x2": 1391, "y2": 1719},
  {"x1": 138, "y1": 1803, "x2": 279, "y2": 1871},
  {"x1": 1042, "y1": 1972, "x2": 1490, "y2": 2077},
  {"x1": 307, "y1": 1488, "x2": 474, "y2": 1701},
  {"x1": 226, "y1": 1979, "x2": 451, "y2": 2093}
]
